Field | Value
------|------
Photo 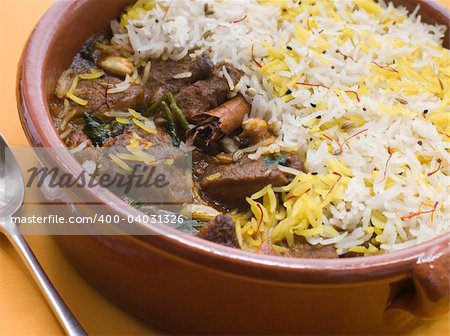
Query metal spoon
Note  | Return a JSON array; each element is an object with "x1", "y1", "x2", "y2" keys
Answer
[{"x1": 0, "y1": 134, "x2": 87, "y2": 336}]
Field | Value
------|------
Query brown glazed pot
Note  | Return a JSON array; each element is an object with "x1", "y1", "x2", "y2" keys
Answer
[{"x1": 17, "y1": 0, "x2": 450, "y2": 334}]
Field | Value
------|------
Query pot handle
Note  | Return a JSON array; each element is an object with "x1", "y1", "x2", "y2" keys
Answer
[{"x1": 387, "y1": 239, "x2": 449, "y2": 320}]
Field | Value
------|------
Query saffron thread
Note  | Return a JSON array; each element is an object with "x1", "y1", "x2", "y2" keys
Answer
[
  {"x1": 345, "y1": 90, "x2": 361, "y2": 102},
  {"x1": 297, "y1": 82, "x2": 330, "y2": 89},
  {"x1": 251, "y1": 44, "x2": 263, "y2": 68},
  {"x1": 231, "y1": 14, "x2": 247, "y2": 23},
  {"x1": 372, "y1": 61, "x2": 399, "y2": 73},
  {"x1": 401, "y1": 201, "x2": 439, "y2": 221},
  {"x1": 378, "y1": 146, "x2": 395, "y2": 183},
  {"x1": 427, "y1": 158, "x2": 442, "y2": 177},
  {"x1": 324, "y1": 172, "x2": 342, "y2": 200},
  {"x1": 322, "y1": 129, "x2": 368, "y2": 154},
  {"x1": 336, "y1": 49, "x2": 356, "y2": 62}
]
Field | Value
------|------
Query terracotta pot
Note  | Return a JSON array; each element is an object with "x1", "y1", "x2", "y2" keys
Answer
[{"x1": 17, "y1": 0, "x2": 450, "y2": 334}]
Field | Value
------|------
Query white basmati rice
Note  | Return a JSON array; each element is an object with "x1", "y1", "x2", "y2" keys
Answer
[
  {"x1": 172, "y1": 71, "x2": 193, "y2": 79},
  {"x1": 112, "y1": 0, "x2": 449, "y2": 254}
]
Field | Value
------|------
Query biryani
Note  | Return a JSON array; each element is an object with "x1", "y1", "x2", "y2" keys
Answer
[{"x1": 51, "y1": 0, "x2": 449, "y2": 257}]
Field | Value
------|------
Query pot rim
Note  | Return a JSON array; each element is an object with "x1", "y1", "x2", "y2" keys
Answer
[{"x1": 17, "y1": 0, "x2": 450, "y2": 285}]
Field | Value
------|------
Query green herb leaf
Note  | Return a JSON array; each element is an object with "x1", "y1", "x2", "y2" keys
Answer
[
  {"x1": 84, "y1": 113, "x2": 128, "y2": 147},
  {"x1": 167, "y1": 93, "x2": 189, "y2": 131},
  {"x1": 161, "y1": 102, "x2": 180, "y2": 147}
]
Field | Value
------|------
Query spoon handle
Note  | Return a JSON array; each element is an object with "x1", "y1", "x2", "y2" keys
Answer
[{"x1": 3, "y1": 224, "x2": 87, "y2": 336}]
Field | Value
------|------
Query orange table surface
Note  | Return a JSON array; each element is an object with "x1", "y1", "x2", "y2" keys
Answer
[{"x1": 0, "y1": 1, "x2": 449, "y2": 335}]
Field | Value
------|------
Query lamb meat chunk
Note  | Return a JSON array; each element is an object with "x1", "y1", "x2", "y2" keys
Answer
[
  {"x1": 150, "y1": 52, "x2": 214, "y2": 85},
  {"x1": 101, "y1": 126, "x2": 190, "y2": 205},
  {"x1": 145, "y1": 52, "x2": 215, "y2": 101},
  {"x1": 61, "y1": 48, "x2": 146, "y2": 118},
  {"x1": 66, "y1": 126, "x2": 92, "y2": 148},
  {"x1": 197, "y1": 214, "x2": 239, "y2": 248},
  {"x1": 286, "y1": 152, "x2": 304, "y2": 171},
  {"x1": 200, "y1": 156, "x2": 290, "y2": 205},
  {"x1": 68, "y1": 51, "x2": 215, "y2": 118},
  {"x1": 192, "y1": 150, "x2": 221, "y2": 203},
  {"x1": 287, "y1": 238, "x2": 339, "y2": 259},
  {"x1": 191, "y1": 53, "x2": 215, "y2": 79},
  {"x1": 175, "y1": 63, "x2": 242, "y2": 121},
  {"x1": 74, "y1": 75, "x2": 146, "y2": 116},
  {"x1": 192, "y1": 150, "x2": 218, "y2": 182},
  {"x1": 102, "y1": 125, "x2": 173, "y2": 151}
]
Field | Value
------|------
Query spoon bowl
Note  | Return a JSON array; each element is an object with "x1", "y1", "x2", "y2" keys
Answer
[{"x1": 0, "y1": 135, "x2": 24, "y2": 221}]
